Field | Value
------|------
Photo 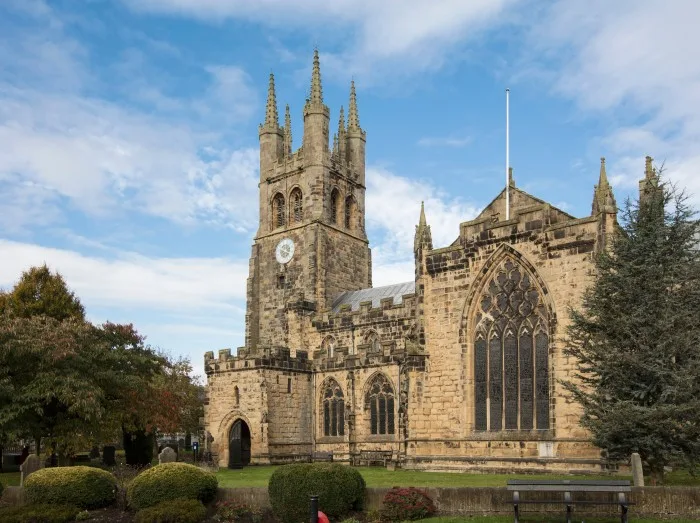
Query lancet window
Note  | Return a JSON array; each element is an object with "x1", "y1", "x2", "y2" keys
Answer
[
  {"x1": 322, "y1": 379, "x2": 345, "y2": 437},
  {"x1": 273, "y1": 193, "x2": 285, "y2": 229}
]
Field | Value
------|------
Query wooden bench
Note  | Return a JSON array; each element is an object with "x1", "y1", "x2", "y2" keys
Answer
[
  {"x1": 507, "y1": 479, "x2": 632, "y2": 523},
  {"x1": 356, "y1": 450, "x2": 393, "y2": 467},
  {"x1": 312, "y1": 451, "x2": 333, "y2": 462}
]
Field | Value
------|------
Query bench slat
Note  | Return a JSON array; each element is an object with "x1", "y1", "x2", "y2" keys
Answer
[
  {"x1": 507, "y1": 480, "x2": 630, "y2": 486},
  {"x1": 508, "y1": 485, "x2": 630, "y2": 492}
]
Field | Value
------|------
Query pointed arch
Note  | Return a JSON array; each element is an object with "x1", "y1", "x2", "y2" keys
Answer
[
  {"x1": 330, "y1": 188, "x2": 341, "y2": 225},
  {"x1": 289, "y1": 187, "x2": 303, "y2": 223},
  {"x1": 364, "y1": 329, "x2": 381, "y2": 353},
  {"x1": 344, "y1": 195, "x2": 357, "y2": 230},
  {"x1": 319, "y1": 377, "x2": 345, "y2": 437},
  {"x1": 462, "y1": 244, "x2": 555, "y2": 433},
  {"x1": 272, "y1": 192, "x2": 286, "y2": 229},
  {"x1": 364, "y1": 372, "x2": 395, "y2": 435},
  {"x1": 321, "y1": 335, "x2": 337, "y2": 358}
]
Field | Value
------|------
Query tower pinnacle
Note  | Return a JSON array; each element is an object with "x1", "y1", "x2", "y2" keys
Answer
[
  {"x1": 592, "y1": 157, "x2": 617, "y2": 215},
  {"x1": 309, "y1": 49, "x2": 323, "y2": 105},
  {"x1": 414, "y1": 201, "x2": 432, "y2": 252},
  {"x1": 264, "y1": 73, "x2": 279, "y2": 128},
  {"x1": 284, "y1": 104, "x2": 292, "y2": 158},
  {"x1": 348, "y1": 80, "x2": 360, "y2": 131}
]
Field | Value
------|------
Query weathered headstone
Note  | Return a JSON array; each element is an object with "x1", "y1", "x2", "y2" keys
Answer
[
  {"x1": 102, "y1": 445, "x2": 116, "y2": 466},
  {"x1": 20, "y1": 455, "x2": 41, "y2": 486},
  {"x1": 159, "y1": 446, "x2": 177, "y2": 464},
  {"x1": 631, "y1": 452, "x2": 644, "y2": 487},
  {"x1": 89, "y1": 446, "x2": 100, "y2": 459}
]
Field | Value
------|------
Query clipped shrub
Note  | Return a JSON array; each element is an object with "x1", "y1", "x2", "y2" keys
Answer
[
  {"x1": 0, "y1": 503, "x2": 80, "y2": 523},
  {"x1": 268, "y1": 463, "x2": 365, "y2": 523},
  {"x1": 0, "y1": 478, "x2": 4, "y2": 498},
  {"x1": 127, "y1": 462, "x2": 218, "y2": 510},
  {"x1": 24, "y1": 466, "x2": 117, "y2": 509},
  {"x1": 380, "y1": 487, "x2": 436, "y2": 521},
  {"x1": 214, "y1": 500, "x2": 263, "y2": 522},
  {"x1": 135, "y1": 498, "x2": 206, "y2": 523}
]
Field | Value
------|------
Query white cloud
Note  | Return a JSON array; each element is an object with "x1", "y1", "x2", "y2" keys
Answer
[
  {"x1": 0, "y1": 240, "x2": 248, "y2": 312},
  {"x1": 527, "y1": 0, "x2": 700, "y2": 203},
  {"x1": 366, "y1": 167, "x2": 480, "y2": 285},
  {"x1": 0, "y1": 6, "x2": 261, "y2": 233},
  {"x1": 120, "y1": 0, "x2": 515, "y2": 82}
]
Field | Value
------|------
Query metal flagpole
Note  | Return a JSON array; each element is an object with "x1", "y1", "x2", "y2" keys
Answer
[{"x1": 506, "y1": 88, "x2": 510, "y2": 221}]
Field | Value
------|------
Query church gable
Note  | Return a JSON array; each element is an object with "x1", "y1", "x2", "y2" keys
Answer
[{"x1": 474, "y1": 186, "x2": 574, "y2": 224}]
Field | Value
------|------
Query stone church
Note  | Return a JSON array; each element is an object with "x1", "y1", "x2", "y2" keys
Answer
[{"x1": 204, "y1": 51, "x2": 657, "y2": 472}]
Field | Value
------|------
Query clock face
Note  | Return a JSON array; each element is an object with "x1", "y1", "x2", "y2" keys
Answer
[{"x1": 275, "y1": 238, "x2": 295, "y2": 264}]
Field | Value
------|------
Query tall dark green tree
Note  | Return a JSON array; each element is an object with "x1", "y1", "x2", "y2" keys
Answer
[{"x1": 564, "y1": 168, "x2": 700, "y2": 483}]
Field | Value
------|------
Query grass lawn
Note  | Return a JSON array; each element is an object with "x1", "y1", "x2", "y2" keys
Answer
[
  {"x1": 0, "y1": 471, "x2": 20, "y2": 486},
  {"x1": 420, "y1": 518, "x2": 699, "y2": 523},
  {"x1": 215, "y1": 465, "x2": 698, "y2": 489}
]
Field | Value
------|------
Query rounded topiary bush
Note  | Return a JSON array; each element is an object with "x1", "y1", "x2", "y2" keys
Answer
[
  {"x1": 268, "y1": 463, "x2": 366, "y2": 523},
  {"x1": 0, "y1": 504, "x2": 80, "y2": 523},
  {"x1": 135, "y1": 498, "x2": 206, "y2": 523},
  {"x1": 380, "y1": 487, "x2": 436, "y2": 521},
  {"x1": 127, "y1": 462, "x2": 218, "y2": 510},
  {"x1": 24, "y1": 466, "x2": 117, "y2": 509}
]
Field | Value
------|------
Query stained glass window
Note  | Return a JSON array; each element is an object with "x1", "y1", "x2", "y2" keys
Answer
[{"x1": 473, "y1": 258, "x2": 550, "y2": 431}]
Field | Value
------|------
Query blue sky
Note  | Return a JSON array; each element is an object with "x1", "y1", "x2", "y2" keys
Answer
[{"x1": 1, "y1": 0, "x2": 698, "y2": 379}]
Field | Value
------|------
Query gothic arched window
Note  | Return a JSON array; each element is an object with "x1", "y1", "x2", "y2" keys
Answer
[
  {"x1": 473, "y1": 257, "x2": 550, "y2": 432},
  {"x1": 290, "y1": 188, "x2": 303, "y2": 223},
  {"x1": 322, "y1": 336, "x2": 336, "y2": 358},
  {"x1": 330, "y1": 189, "x2": 340, "y2": 224},
  {"x1": 366, "y1": 331, "x2": 381, "y2": 353},
  {"x1": 273, "y1": 193, "x2": 285, "y2": 229},
  {"x1": 366, "y1": 374, "x2": 395, "y2": 435},
  {"x1": 322, "y1": 379, "x2": 345, "y2": 437},
  {"x1": 345, "y1": 196, "x2": 356, "y2": 230}
]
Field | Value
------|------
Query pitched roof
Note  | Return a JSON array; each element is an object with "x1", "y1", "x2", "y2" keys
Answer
[{"x1": 331, "y1": 281, "x2": 415, "y2": 313}]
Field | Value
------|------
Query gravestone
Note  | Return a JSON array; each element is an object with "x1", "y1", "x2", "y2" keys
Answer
[
  {"x1": 102, "y1": 445, "x2": 116, "y2": 466},
  {"x1": 89, "y1": 446, "x2": 100, "y2": 459},
  {"x1": 159, "y1": 446, "x2": 177, "y2": 464},
  {"x1": 20, "y1": 455, "x2": 41, "y2": 486},
  {"x1": 631, "y1": 452, "x2": 644, "y2": 487}
]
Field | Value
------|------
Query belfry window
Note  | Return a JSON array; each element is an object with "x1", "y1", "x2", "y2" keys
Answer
[
  {"x1": 473, "y1": 258, "x2": 550, "y2": 432},
  {"x1": 345, "y1": 196, "x2": 356, "y2": 230},
  {"x1": 366, "y1": 373, "x2": 395, "y2": 435},
  {"x1": 273, "y1": 193, "x2": 285, "y2": 229},
  {"x1": 322, "y1": 379, "x2": 345, "y2": 437},
  {"x1": 291, "y1": 188, "x2": 303, "y2": 223},
  {"x1": 330, "y1": 189, "x2": 340, "y2": 224}
]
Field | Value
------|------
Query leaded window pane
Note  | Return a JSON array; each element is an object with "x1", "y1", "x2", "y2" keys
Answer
[
  {"x1": 504, "y1": 330, "x2": 518, "y2": 430},
  {"x1": 370, "y1": 400, "x2": 377, "y2": 434},
  {"x1": 324, "y1": 402, "x2": 330, "y2": 436},
  {"x1": 489, "y1": 335, "x2": 503, "y2": 431},
  {"x1": 519, "y1": 332, "x2": 534, "y2": 430},
  {"x1": 535, "y1": 331, "x2": 550, "y2": 430},
  {"x1": 366, "y1": 373, "x2": 395, "y2": 436},
  {"x1": 474, "y1": 337, "x2": 488, "y2": 431},
  {"x1": 387, "y1": 397, "x2": 395, "y2": 435},
  {"x1": 338, "y1": 400, "x2": 345, "y2": 436}
]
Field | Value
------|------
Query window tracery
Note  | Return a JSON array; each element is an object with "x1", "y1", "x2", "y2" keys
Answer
[
  {"x1": 365, "y1": 373, "x2": 395, "y2": 435},
  {"x1": 322, "y1": 379, "x2": 345, "y2": 437},
  {"x1": 473, "y1": 257, "x2": 550, "y2": 432},
  {"x1": 291, "y1": 188, "x2": 303, "y2": 223}
]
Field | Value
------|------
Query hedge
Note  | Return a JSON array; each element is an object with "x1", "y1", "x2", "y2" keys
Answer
[
  {"x1": 268, "y1": 463, "x2": 365, "y2": 523},
  {"x1": 135, "y1": 498, "x2": 207, "y2": 523},
  {"x1": 24, "y1": 466, "x2": 117, "y2": 509},
  {"x1": 127, "y1": 462, "x2": 218, "y2": 510},
  {"x1": 0, "y1": 478, "x2": 3, "y2": 498},
  {"x1": 0, "y1": 503, "x2": 80, "y2": 523}
]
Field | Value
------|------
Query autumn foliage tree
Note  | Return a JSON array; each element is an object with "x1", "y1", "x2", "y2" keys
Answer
[{"x1": 0, "y1": 265, "x2": 203, "y2": 466}]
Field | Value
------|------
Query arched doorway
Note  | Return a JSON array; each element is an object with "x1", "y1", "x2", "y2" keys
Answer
[{"x1": 228, "y1": 419, "x2": 251, "y2": 469}]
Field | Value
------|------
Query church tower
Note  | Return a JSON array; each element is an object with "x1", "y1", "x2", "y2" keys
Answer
[{"x1": 244, "y1": 50, "x2": 372, "y2": 352}]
